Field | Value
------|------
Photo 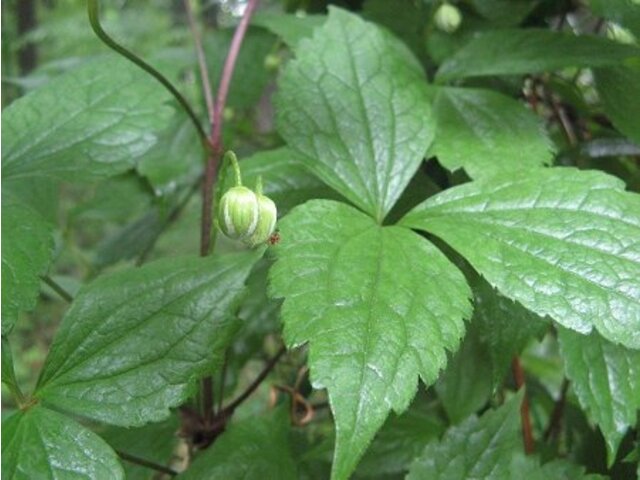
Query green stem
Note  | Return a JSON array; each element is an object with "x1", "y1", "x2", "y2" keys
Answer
[
  {"x1": 87, "y1": 0, "x2": 209, "y2": 148},
  {"x1": 255, "y1": 175, "x2": 263, "y2": 195},
  {"x1": 224, "y1": 150, "x2": 242, "y2": 186}
]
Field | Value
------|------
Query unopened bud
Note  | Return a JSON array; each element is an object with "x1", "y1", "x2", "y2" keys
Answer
[
  {"x1": 244, "y1": 193, "x2": 277, "y2": 247},
  {"x1": 218, "y1": 186, "x2": 260, "y2": 240},
  {"x1": 435, "y1": 3, "x2": 462, "y2": 33}
]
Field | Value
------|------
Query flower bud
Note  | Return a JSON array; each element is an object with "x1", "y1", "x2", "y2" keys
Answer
[
  {"x1": 218, "y1": 186, "x2": 260, "y2": 240},
  {"x1": 244, "y1": 193, "x2": 277, "y2": 247},
  {"x1": 435, "y1": 3, "x2": 462, "y2": 33}
]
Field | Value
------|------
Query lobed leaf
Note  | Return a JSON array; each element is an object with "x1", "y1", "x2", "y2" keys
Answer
[
  {"x1": 2, "y1": 406, "x2": 124, "y2": 479},
  {"x1": 401, "y1": 168, "x2": 640, "y2": 349},
  {"x1": 276, "y1": 8, "x2": 434, "y2": 222},
  {"x1": 270, "y1": 200, "x2": 471, "y2": 479},
  {"x1": 35, "y1": 251, "x2": 262, "y2": 426}
]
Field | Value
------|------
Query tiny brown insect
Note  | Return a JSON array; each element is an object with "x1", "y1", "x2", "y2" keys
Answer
[{"x1": 268, "y1": 231, "x2": 281, "y2": 245}]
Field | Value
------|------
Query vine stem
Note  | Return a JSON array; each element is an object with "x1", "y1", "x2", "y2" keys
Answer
[
  {"x1": 116, "y1": 450, "x2": 178, "y2": 477},
  {"x1": 87, "y1": 0, "x2": 209, "y2": 147},
  {"x1": 198, "y1": 0, "x2": 261, "y2": 425},
  {"x1": 544, "y1": 377, "x2": 570, "y2": 441},
  {"x1": 183, "y1": 0, "x2": 215, "y2": 126},
  {"x1": 512, "y1": 356, "x2": 535, "y2": 454}
]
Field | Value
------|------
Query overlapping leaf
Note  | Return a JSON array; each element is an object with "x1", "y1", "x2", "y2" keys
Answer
[
  {"x1": 270, "y1": 200, "x2": 471, "y2": 479},
  {"x1": 177, "y1": 409, "x2": 297, "y2": 479},
  {"x1": 436, "y1": 29, "x2": 640, "y2": 81},
  {"x1": 402, "y1": 168, "x2": 640, "y2": 349},
  {"x1": 252, "y1": 12, "x2": 325, "y2": 47},
  {"x1": 276, "y1": 8, "x2": 434, "y2": 222},
  {"x1": 594, "y1": 64, "x2": 640, "y2": 146},
  {"x1": 558, "y1": 328, "x2": 640, "y2": 464},
  {"x1": 2, "y1": 406, "x2": 124, "y2": 479},
  {"x1": 2, "y1": 55, "x2": 174, "y2": 182},
  {"x1": 432, "y1": 87, "x2": 553, "y2": 178},
  {"x1": 35, "y1": 251, "x2": 262, "y2": 426}
]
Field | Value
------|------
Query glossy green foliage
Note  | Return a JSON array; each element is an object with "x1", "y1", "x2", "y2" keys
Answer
[
  {"x1": 270, "y1": 200, "x2": 471, "y2": 479},
  {"x1": 402, "y1": 168, "x2": 640, "y2": 349},
  {"x1": 276, "y1": 8, "x2": 434, "y2": 222},
  {"x1": 177, "y1": 409, "x2": 297, "y2": 479},
  {"x1": 432, "y1": 87, "x2": 553, "y2": 178},
  {"x1": 2, "y1": 56, "x2": 173, "y2": 181},
  {"x1": 558, "y1": 328, "x2": 640, "y2": 463},
  {"x1": 1, "y1": 406, "x2": 124, "y2": 479},
  {"x1": 35, "y1": 251, "x2": 262, "y2": 426},
  {"x1": 594, "y1": 64, "x2": 640, "y2": 145},
  {"x1": 1, "y1": 194, "x2": 54, "y2": 333},
  {"x1": 437, "y1": 29, "x2": 640, "y2": 81}
]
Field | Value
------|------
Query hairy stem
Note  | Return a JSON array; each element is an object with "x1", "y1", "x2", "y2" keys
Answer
[
  {"x1": 87, "y1": 0, "x2": 208, "y2": 146},
  {"x1": 117, "y1": 450, "x2": 178, "y2": 476},
  {"x1": 512, "y1": 356, "x2": 535, "y2": 454}
]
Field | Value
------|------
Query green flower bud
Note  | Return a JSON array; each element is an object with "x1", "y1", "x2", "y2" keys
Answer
[
  {"x1": 244, "y1": 193, "x2": 277, "y2": 247},
  {"x1": 218, "y1": 186, "x2": 260, "y2": 240},
  {"x1": 435, "y1": 3, "x2": 462, "y2": 33}
]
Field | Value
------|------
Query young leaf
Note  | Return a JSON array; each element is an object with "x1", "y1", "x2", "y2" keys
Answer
[
  {"x1": 407, "y1": 391, "x2": 524, "y2": 479},
  {"x1": 177, "y1": 409, "x2": 297, "y2": 479},
  {"x1": 2, "y1": 56, "x2": 173, "y2": 182},
  {"x1": 1, "y1": 193, "x2": 54, "y2": 334},
  {"x1": 594, "y1": 64, "x2": 640, "y2": 146},
  {"x1": 436, "y1": 29, "x2": 640, "y2": 82},
  {"x1": 401, "y1": 168, "x2": 640, "y2": 349},
  {"x1": 558, "y1": 328, "x2": 640, "y2": 464},
  {"x1": 35, "y1": 251, "x2": 262, "y2": 427},
  {"x1": 269, "y1": 200, "x2": 471, "y2": 479},
  {"x1": 276, "y1": 8, "x2": 434, "y2": 222},
  {"x1": 1, "y1": 337, "x2": 21, "y2": 401},
  {"x1": 432, "y1": 87, "x2": 553, "y2": 179},
  {"x1": 1, "y1": 406, "x2": 124, "y2": 479}
]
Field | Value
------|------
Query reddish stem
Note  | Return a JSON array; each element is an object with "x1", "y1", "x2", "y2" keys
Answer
[{"x1": 512, "y1": 356, "x2": 535, "y2": 455}]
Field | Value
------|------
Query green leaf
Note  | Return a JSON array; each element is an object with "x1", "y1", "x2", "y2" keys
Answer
[
  {"x1": 470, "y1": 0, "x2": 539, "y2": 26},
  {"x1": 276, "y1": 8, "x2": 434, "y2": 222},
  {"x1": 470, "y1": 274, "x2": 548, "y2": 389},
  {"x1": 177, "y1": 409, "x2": 297, "y2": 479},
  {"x1": 35, "y1": 251, "x2": 262, "y2": 426},
  {"x1": 2, "y1": 56, "x2": 174, "y2": 182},
  {"x1": 356, "y1": 395, "x2": 445, "y2": 477},
  {"x1": 269, "y1": 200, "x2": 471, "y2": 480},
  {"x1": 252, "y1": 12, "x2": 326, "y2": 47},
  {"x1": 1, "y1": 193, "x2": 54, "y2": 334},
  {"x1": 432, "y1": 87, "x2": 553, "y2": 178},
  {"x1": 436, "y1": 29, "x2": 640, "y2": 82},
  {"x1": 99, "y1": 415, "x2": 179, "y2": 480},
  {"x1": 507, "y1": 455, "x2": 607, "y2": 480},
  {"x1": 1, "y1": 336, "x2": 22, "y2": 401},
  {"x1": 589, "y1": 0, "x2": 640, "y2": 38},
  {"x1": 401, "y1": 168, "x2": 640, "y2": 349},
  {"x1": 558, "y1": 328, "x2": 640, "y2": 464},
  {"x1": 594, "y1": 64, "x2": 640, "y2": 146},
  {"x1": 219, "y1": 147, "x2": 339, "y2": 214},
  {"x1": 407, "y1": 391, "x2": 523, "y2": 479},
  {"x1": 1, "y1": 406, "x2": 124, "y2": 479}
]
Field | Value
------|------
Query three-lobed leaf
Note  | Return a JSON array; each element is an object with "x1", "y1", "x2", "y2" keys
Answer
[
  {"x1": 401, "y1": 168, "x2": 640, "y2": 349},
  {"x1": 269, "y1": 200, "x2": 471, "y2": 479},
  {"x1": 436, "y1": 29, "x2": 640, "y2": 82},
  {"x1": 431, "y1": 87, "x2": 553, "y2": 179},
  {"x1": 2, "y1": 55, "x2": 174, "y2": 182},
  {"x1": 276, "y1": 7, "x2": 434, "y2": 222},
  {"x1": 35, "y1": 251, "x2": 262, "y2": 426},
  {"x1": 558, "y1": 328, "x2": 640, "y2": 464},
  {"x1": 2, "y1": 406, "x2": 124, "y2": 479}
]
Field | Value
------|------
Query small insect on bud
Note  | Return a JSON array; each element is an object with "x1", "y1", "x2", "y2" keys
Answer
[
  {"x1": 244, "y1": 193, "x2": 278, "y2": 247},
  {"x1": 434, "y1": 3, "x2": 462, "y2": 33},
  {"x1": 218, "y1": 186, "x2": 260, "y2": 241}
]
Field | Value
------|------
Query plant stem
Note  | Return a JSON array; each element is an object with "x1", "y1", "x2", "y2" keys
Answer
[
  {"x1": 544, "y1": 378, "x2": 570, "y2": 441},
  {"x1": 183, "y1": 0, "x2": 215, "y2": 125},
  {"x1": 221, "y1": 346, "x2": 286, "y2": 416},
  {"x1": 216, "y1": 352, "x2": 229, "y2": 414},
  {"x1": 511, "y1": 356, "x2": 535, "y2": 455},
  {"x1": 116, "y1": 450, "x2": 178, "y2": 476},
  {"x1": 198, "y1": 0, "x2": 261, "y2": 423},
  {"x1": 41, "y1": 276, "x2": 73, "y2": 303},
  {"x1": 87, "y1": 0, "x2": 209, "y2": 147}
]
